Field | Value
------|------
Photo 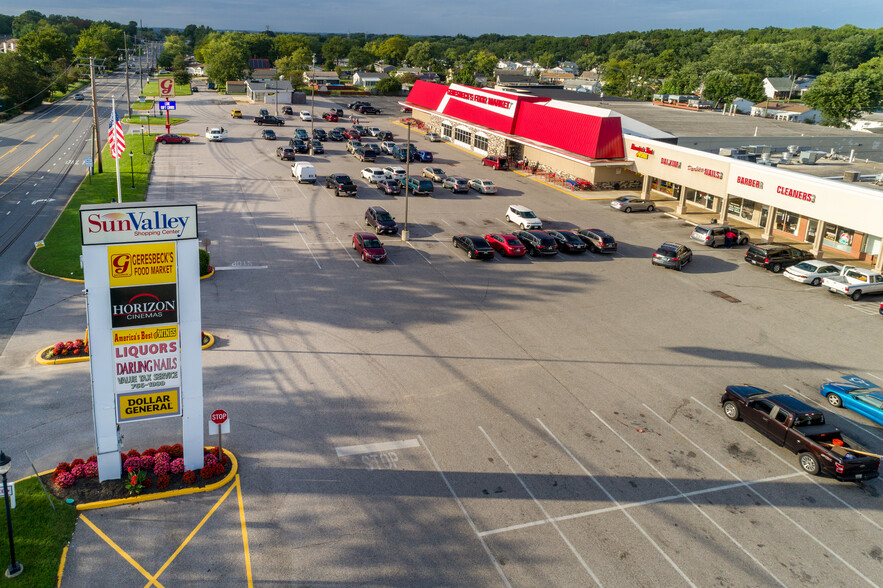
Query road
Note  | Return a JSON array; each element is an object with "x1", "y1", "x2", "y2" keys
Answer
[{"x1": 2, "y1": 89, "x2": 882, "y2": 587}]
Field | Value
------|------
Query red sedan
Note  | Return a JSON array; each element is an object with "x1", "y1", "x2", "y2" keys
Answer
[
  {"x1": 352, "y1": 232, "x2": 387, "y2": 263},
  {"x1": 344, "y1": 129, "x2": 361, "y2": 140},
  {"x1": 154, "y1": 134, "x2": 190, "y2": 144},
  {"x1": 323, "y1": 112, "x2": 339, "y2": 121},
  {"x1": 484, "y1": 233, "x2": 527, "y2": 257}
]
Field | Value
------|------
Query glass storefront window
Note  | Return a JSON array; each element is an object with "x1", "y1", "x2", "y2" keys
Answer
[
  {"x1": 775, "y1": 210, "x2": 799, "y2": 235},
  {"x1": 650, "y1": 178, "x2": 678, "y2": 196},
  {"x1": 726, "y1": 197, "x2": 755, "y2": 221},
  {"x1": 685, "y1": 188, "x2": 715, "y2": 210},
  {"x1": 806, "y1": 219, "x2": 818, "y2": 242},
  {"x1": 441, "y1": 122, "x2": 452, "y2": 139},
  {"x1": 454, "y1": 127, "x2": 472, "y2": 145},
  {"x1": 474, "y1": 134, "x2": 488, "y2": 152},
  {"x1": 824, "y1": 224, "x2": 854, "y2": 250}
]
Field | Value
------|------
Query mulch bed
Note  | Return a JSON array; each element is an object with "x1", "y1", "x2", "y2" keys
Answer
[{"x1": 44, "y1": 453, "x2": 232, "y2": 505}]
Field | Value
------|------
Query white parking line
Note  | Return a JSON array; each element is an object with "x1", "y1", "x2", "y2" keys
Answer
[
  {"x1": 405, "y1": 240, "x2": 432, "y2": 264},
  {"x1": 690, "y1": 396, "x2": 883, "y2": 533},
  {"x1": 418, "y1": 435, "x2": 512, "y2": 588},
  {"x1": 292, "y1": 221, "x2": 321, "y2": 269},
  {"x1": 536, "y1": 419, "x2": 695, "y2": 588},
  {"x1": 783, "y1": 384, "x2": 883, "y2": 443},
  {"x1": 325, "y1": 222, "x2": 359, "y2": 267},
  {"x1": 479, "y1": 426, "x2": 603, "y2": 586},
  {"x1": 643, "y1": 403, "x2": 879, "y2": 587},
  {"x1": 591, "y1": 410, "x2": 787, "y2": 587},
  {"x1": 335, "y1": 438, "x2": 419, "y2": 457}
]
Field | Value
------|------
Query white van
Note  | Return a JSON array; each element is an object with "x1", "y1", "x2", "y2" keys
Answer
[{"x1": 291, "y1": 162, "x2": 316, "y2": 184}]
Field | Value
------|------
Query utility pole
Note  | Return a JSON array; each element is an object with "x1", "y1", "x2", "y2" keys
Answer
[
  {"x1": 123, "y1": 35, "x2": 132, "y2": 117},
  {"x1": 139, "y1": 19, "x2": 144, "y2": 90},
  {"x1": 89, "y1": 57, "x2": 103, "y2": 173}
]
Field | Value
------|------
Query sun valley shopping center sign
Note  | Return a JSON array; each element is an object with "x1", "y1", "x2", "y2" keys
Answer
[{"x1": 80, "y1": 202, "x2": 204, "y2": 481}]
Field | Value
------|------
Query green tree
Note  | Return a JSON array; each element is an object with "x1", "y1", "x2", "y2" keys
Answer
[
  {"x1": 322, "y1": 36, "x2": 348, "y2": 65},
  {"x1": 405, "y1": 41, "x2": 435, "y2": 68},
  {"x1": 803, "y1": 68, "x2": 883, "y2": 127},
  {"x1": 18, "y1": 26, "x2": 72, "y2": 64},
  {"x1": 12, "y1": 10, "x2": 45, "y2": 37},
  {"x1": 202, "y1": 38, "x2": 249, "y2": 86},
  {"x1": 575, "y1": 52, "x2": 599, "y2": 73},
  {"x1": 702, "y1": 69, "x2": 739, "y2": 106},
  {"x1": 172, "y1": 54, "x2": 191, "y2": 86},
  {"x1": 0, "y1": 51, "x2": 48, "y2": 108},
  {"x1": 378, "y1": 35, "x2": 409, "y2": 64},
  {"x1": 375, "y1": 76, "x2": 402, "y2": 95},
  {"x1": 824, "y1": 34, "x2": 875, "y2": 72},
  {"x1": 0, "y1": 14, "x2": 13, "y2": 35},
  {"x1": 74, "y1": 23, "x2": 124, "y2": 62},
  {"x1": 348, "y1": 47, "x2": 374, "y2": 69}
]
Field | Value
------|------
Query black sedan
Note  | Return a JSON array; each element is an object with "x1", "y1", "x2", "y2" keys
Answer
[
  {"x1": 376, "y1": 179, "x2": 401, "y2": 195},
  {"x1": 261, "y1": 129, "x2": 277, "y2": 140},
  {"x1": 652, "y1": 242, "x2": 692, "y2": 270},
  {"x1": 313, "y1": 129, "x2": 328, "y2": 141},
  {"x1": 328, "y1": 131, "x2": 345, "y2": 141},
  {"x1": 310, "y1": 140, "x2": 324, "y2": 154},
  {"x1": 546, "y1": 230, "x2": 587, "y2": 253},
  {"x1": 289, "y1": 138, "x2": 309, "y2": 153},
  {"x1": 452, "y1": 235, "x2": 494, "y2": 259},
  {"x1": 514, "y1": 230, "x2": 559, "y2": 256}
]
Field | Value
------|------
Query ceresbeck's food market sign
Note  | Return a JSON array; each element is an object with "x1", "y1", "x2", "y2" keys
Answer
[{"x1": 80, "y1": 204, "x2": 197, "y2": 245}]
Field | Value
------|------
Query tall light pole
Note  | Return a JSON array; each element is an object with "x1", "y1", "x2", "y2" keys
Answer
[
  {"x1": 129, "y1": 150, "x2": 135, "y2": 188},
  {"x1": 122, "y1": 35, "x2": 132, "y2": 117},
  {"x1": 402, "y1": 121, "x2": 411, "y2": 241},
  {"x1": 310, "y1": 54, "x2": 316, "y2": 148},
  {"x1": 0, "y1": 452, "x2": 23, "y2": 578}
]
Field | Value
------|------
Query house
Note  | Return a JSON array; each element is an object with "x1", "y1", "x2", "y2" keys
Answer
[
  {"x1": 418, "y1": 72, "x2": 440, "y2": 83},
  {"x1": 248, "y1": 59, "x2": 270, "y2": 70},
  {"x1": 762, "y1": 77, "x2": 799, "y2": 100},
  {"x1": 395, "y1": 67, "x2": 423, "y2": 79},
  {"x1": 562, "y1": 78, "x2": 601, "y2": 93},
  {"x1": 186, "y1": 63, "x2": 206, "y2": 76},
  {"x1": 558, "y1": 61, "x2": 580, "y2": 75},
  {"x1": 245, "y1": 79, "x2": 293, "y2": 104},
  {"x1": 539, "y1": 71, "x2": 575, "y2": 84},
  {"x1": 579, "y1": 69, "x2": 601, "y2": 83},
  {"x1": 304, "y1": 71, "x2": 340, "y2": 86},
  {"x1": 0, "y1": 37, "x2": 17, "y2": 53},
  {"x1": 495, "y1": 71, "x2": 538, "y2": 86},
  {"x1": 750, "y1": 100, "x2": 821, "y2": 123},
  {"x1": 373, "y1": 62, "x2": 396, "y2": 74},
  {"x1": 473, "y1": 73, "x2": 488, "y2": 87},
  {"x1": 251, "y1": 68, "x2": 278, "y2": 80},
  {"x1": 729, "y1": 97, "x2": 754, "y2": 114},
  {"x1": 353, "y1": 71, "x2": 388, "y2": 89},
  {"x1": 225, "y1": 81, "x2": 247, "y2": 94}
]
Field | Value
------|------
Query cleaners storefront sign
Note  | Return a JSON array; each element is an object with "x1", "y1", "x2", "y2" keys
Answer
[
  {"x1": 113, "y1": 326, "x2": 180, "y2": 394},
  {"x1": 117, "y1": 389, "x2": 181, "y2": 422}
]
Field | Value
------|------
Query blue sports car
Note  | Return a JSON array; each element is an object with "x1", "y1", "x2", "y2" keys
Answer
[{"x1": 820, "y1": 375, "x2": 883, "y2": 427}]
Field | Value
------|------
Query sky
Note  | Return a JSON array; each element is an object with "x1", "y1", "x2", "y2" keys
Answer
[{"x1": 7, "y1": 1, "x2": 883, "y2": 37}]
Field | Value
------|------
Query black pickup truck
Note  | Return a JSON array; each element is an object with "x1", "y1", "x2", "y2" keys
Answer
[
  {"x1": 253, "y1": 115, "x2": 285, "y2": 126},
  {"x1": 325, "y1": 174, "x2": 358, "y2": 197},
  {"x1": 721, "y1": 385, "x2": 879, "y2": 481}
]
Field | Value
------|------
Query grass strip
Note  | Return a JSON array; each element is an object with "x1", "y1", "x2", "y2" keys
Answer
[
  {"x1": 123, "y1": 115, "x2": 186, "y2": 125},
  {"x1": 30, "y1": 133, "x2": 156, "y2": 279},
  {"x1": 0, "y1": 476, "x2": 78, "y2": 588}
]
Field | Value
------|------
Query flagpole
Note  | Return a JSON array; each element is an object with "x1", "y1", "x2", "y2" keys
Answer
[{"x1": 113, "y1": 97, "x2": 123, "y2": 203}]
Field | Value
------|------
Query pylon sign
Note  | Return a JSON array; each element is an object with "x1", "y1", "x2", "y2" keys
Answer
[
  {"x1": 80, "y1": 201, "x2": 203, "y2": 482},
  {"x1": 158, "y1": 77, "x2": 175, "y2": 99}
]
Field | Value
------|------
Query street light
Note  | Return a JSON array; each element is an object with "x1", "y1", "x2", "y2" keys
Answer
[
  {"x1": 129, "y1": 151, "x2": 135, "y2": 188},
  {"x1": 0, "y1": 452, "x2": 23, "y2": 579},
  {"x1": 310, "y1": 54, "x2": 316, "y2": 151},
  {"x1": 402, "y1": 121, "x2": 412, "y2": 242},
  {"x1": 140, "y1": 125, "x2": 145, "y2": 154}
]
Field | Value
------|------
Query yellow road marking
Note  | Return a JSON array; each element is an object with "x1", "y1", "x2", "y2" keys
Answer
[
  {"x1": 80, "y1": 514, "x2": 163, "y2": 587},
  {"x1": 52, "y1": 103, "x2": 81, "y2": 123},
  {"x1": 0, "y1": 134, "x2": 59, "y2": 188},
  {"x1": 144, "y1": 480, "x2": 238, "y2": 587},
  {"x1": 236, "y1": 476, "x2": 254, "y2": 587},
  {"x1": 0, "y1": 134, "x2": 35, "y2": 162}
]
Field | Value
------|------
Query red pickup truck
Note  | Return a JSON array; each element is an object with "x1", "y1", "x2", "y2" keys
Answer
[{"x1": 721, "y1": 385, "x2": 880, "y2": 481}]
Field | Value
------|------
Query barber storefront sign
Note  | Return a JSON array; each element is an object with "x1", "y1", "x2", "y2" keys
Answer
[{"x1": 117, "y1": 389, "x2": 181, "y2": 422}]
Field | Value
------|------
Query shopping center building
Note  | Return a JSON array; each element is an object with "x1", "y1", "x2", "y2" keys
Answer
[{"x1": 402, "y1": 81, "x2": 883, "y2": 271}]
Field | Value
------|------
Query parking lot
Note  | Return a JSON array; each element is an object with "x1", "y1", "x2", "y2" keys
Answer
[{"x1": 11, "y1": 89, "x2": 883, "y2": 586}]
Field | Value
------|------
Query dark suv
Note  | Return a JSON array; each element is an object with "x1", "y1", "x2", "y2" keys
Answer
[
  {"x1": 365, "y1": 206, "x2": 398, "y2": 234},
  {"x1": 276, "y1": 146, "x2": 296, "y2": 161},
  {"x1": 576, "y1": 228, "x2": 617, "y2": 253},
  {"x1": 745, "y1": 244, "x2": 814, "y2": 273},
  {"x1": 514, "y1": 230, "x2": 559, "y2": 256}
]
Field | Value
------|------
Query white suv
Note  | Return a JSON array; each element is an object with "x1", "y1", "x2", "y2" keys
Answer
[
  {"x1": 506, "y1": 205, "x2": 542, "y2": 229},
  {"x1": 383, "y1": 166, "x2": 406, "y2": 181}
]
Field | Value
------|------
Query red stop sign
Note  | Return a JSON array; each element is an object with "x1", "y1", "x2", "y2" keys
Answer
[{"x1": 210, "y1": 409, "x2": 228, "y2": 424}]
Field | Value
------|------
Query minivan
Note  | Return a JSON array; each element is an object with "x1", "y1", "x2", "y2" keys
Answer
[
  {"x1": 291, "y1": 162, "x2": 317, "y2": 184},
  {"x1": 690, "y1": 224, "x2": 749, "y2": 247}
]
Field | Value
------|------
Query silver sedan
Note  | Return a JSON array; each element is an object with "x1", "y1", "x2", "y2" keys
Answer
[
  {"x1": 783, "y1": 260, "x2": 844, "y2": 286},
  {"x1": 610, "y1": 195, "x2": 655, "y2": 213}
]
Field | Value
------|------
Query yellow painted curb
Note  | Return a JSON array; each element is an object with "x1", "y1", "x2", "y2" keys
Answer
[
  {"x1": 56, "y1": 545, "x2": 68, "y2": 588},
  {"x1": 202, "y1": 332, "x2": 215, "y2": 350},
  {"x1": 200, "y1": 267, "x2": 215, "y2": 280},
  {"x1": 35, "y1": 347, "x2": 90, "y2": 365},
  {"x1": 76, "y1": 448, "x2": 238, "y2": 511}
]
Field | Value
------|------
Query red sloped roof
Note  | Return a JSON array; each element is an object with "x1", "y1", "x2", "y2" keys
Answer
[
  {"x1": 513, "y1": 102, "x2": 624, "y2": 159},
  {"x1": 406, "y1": 80, "x2": 448, "y2": 111}
]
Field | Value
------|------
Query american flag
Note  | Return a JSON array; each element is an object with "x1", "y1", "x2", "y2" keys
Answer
[{"x1": 108, "y1": 106, "x2": 125, "y2": 159}]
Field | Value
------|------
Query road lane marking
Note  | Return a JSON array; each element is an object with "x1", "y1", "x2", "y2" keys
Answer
[
  {"x1": 419, "y1": 434, "x2": 512, "y2": 588},
  {"x1": 236, "y1": 476, "x2": 254, "y2": 588},
  {"x1": 292, "y1": 221, "x2": 321, "y2": 269},
  {"x1": 325, "y1": 222, "x2": 359, "y2": 267},
  {"x1": 0, "y1": 134, "x2": 36, "y2": 162},
  {"x1": 0, "y1": 134, "x2": 59, "y2": 188},
  {"x1": 644, "y1": 402, "x2": 879, "y2": 587},
  {"x1": 536, "y1": 419, "x2": 694, "y2": 587},
  {"x1": 335, "y1": 438, "x2": 420, "y2": 457},
  {"x1": 214, "y1": 266, "x2": 268, "y2": 271},
  {"x1": 480, "y1": 426, "x2": 604, "y2": 585}
]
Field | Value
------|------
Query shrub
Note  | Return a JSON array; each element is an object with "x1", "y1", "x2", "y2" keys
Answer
[
  {"x1": 182, "y1": 470, "x2": 196, "y2": 484},
  {"x1": 55, "y1": 472, "x2": 76, "y2": 489},
  {"x1": 53, "y1": 462, "x2": 71, "y2": 477},
  {"x1": 170, "y1": 443, "x2": 184, "y2": 459},
  {"x1": 154, "y1": 460, "x2": 169, "y2": 476},
  {"x1": 200, "y1": 467, "x2": 214, "y2": 480},
  {"x1": 126, "y1": 449, "x2": 141, "y2": 458},
  {"x1": 123, "y1": 456, "x2": 143, "y2": 471},
  {"x1": 87, "y1": 455, "x2": 97, "y2": 463},
  {"x1": 154, "y1": 451, "x2": 170, "y2": 464},
  {"x1": 157, "y1": 445, "x2": 174, "y2": 455},
  {"x1": 70, "y1": 464, "x2": 85, "y2": 479},
  {"x1": 71, "y1": 458, "x2": 85, "y2": 467},
  {"x1": 199, "y1": 248, "x2": 211, "y2": 276},
  {"x1": 212, "y1": 462, "x2": 226, "y2": 476},
  {"x1": 170, "y1": 458, "x2": 185, "y2": 474},
  {"x1": 142, "y1": 477, "x2": 152, "y2": 489},
  {"x1": 204, "y1": 453, "x2": 218, "y2": 467},
  {"x1": 126, "y1": 470, "x2": 146, "y2": 495},
  {"x1": 141, "y1": 448, "x2": 157, "y2": 457},
  {"x1": 156, "y1": 475, "x2": 170, "y2": 489},
  {"x1": 140, "y1": 455, "x2": 156, "y2": 470},
  {"x1": 83, "y1": 462, "x2": 99, "y2": 478}
]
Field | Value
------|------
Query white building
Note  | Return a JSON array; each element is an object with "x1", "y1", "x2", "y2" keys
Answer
[{"x1": 353, "y1": 71, "x2": 388, "y2": 89}]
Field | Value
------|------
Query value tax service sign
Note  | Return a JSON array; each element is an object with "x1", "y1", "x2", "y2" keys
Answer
[{"x1": 80, "y1": 201, "x2": 203, "y2": 481}]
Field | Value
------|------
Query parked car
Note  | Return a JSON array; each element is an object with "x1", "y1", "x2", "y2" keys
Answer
[
  {"x1": 323, "y1": 112, "x2": 339, "y2": 121},
  {"x1": 363, "y1": 143, "x2": 382, "y2": 156},
  {"x1": 349, "y1": 100, "x2": 369, "y2": 110},
  {"x1": 376, "y1": 131, "x2": 394, "y2": 141},
  {"x1": 783, "y1": 260, "x2": 844, "y2": 286},
  {"x1": 326, "y1": 174, "x2": 358, "y2": 197},
  {"x1": 469, "y1": 179, "x2": 497, "y2": 194},
  {"x1": 376, "y1": 179, "x2": 402, "y2": 195},
  {"x1": 259, "y1": 108, "x2": 269, "y2": 117},
  {"x1": 406, "y1": 176, "x2": 434, "y2": 195},
  {"x1": 254, "y1": 115, "x2": 284, "y2": 126},
  {"x1": 822, "y1": 266, "x2": 883, "y2": 300},
  {"x1": 154, "y1": 134, "x2": 190, "y2": 144},
  {"x1": 352, "y1": 125, "x2": 367, "y2": 135},
  {"x1": 282, "y1": 106, "x2": 294, "y2": 115},
  {"x1": 276, "y1": 146, "x2": 296, "y2": 161},
  {"x1": 514, "y1": 230, "x2": 559, "y2": 256},
  {"x1": 354, "y1": 148, "x2": 375, "y2": 162},
  {"x1": 401, "y1": 106, "x2": 412, "y2": 113},
  {"x1": 291, "y1": 162, "x2": 316, "y2": 183},
  {"x1": 352, "y1": 233, "x2": 387, "y2": 263},
  {"x1": 383, "y1": 166, "x2": 407, "y2": 182},
  {"x1": 309, "y1": 140, "x2": 324, "y2": 154},
  {"x1": 361, "y1": 167, "x2": 386, "y2": 183},
  {"x1": 262, "y1": 129, "x2": 277, "y2": 140},
  {"x1": 546, "y1": 230, "x2": 587, "y2": 253},
  {"x1": 288, "y1": 138, "x2": 308, "y2": 153},
  {"x1": 610, "y1": 195, "x2": 655, "y2": 213},
  {"x1": 313, "y1": 129, "x2": 328, "y2": 141},
  {"x1": 721, "y1": 385, "x2": 879, "y2": 480},
  {"x1": 690, "y1": 224, "x2": 749, "y2": 247},
  {"x1": 329, "y1": 130, "x2": 344, "y2": 141},
  {"x1": 358, "y1": 105, "x2": 381, "y2": 115},
  {"x1": 506, "y1": 205, "x2": 541, "y2": 229},
  {"x1": 367, "y1": 127, "x2": 381, "y2": 137},
  {"x1": 482, "y1": 155, "x2": 509, "y2": 170},
  {"x1": 452, "y1": 235, "x2": 494, "y2": 259},
  {"x1": 294, "y1": 128, "x2": 309, "y2": 140},
  {"x1": 576, "y1": 229, "x2": 617, "y2": 253},
  {"x1": 347, "y1": 140, "x2": 363, "y2": 154},
  {"x1": 484, "y1": 233, "x2": 527, "y2": 257},
  {"x1": 345, "y1": 129, "x2": 361, "y2": 140},
  {"x1": 745, "y1": 244, "x2": 813, "y2": 273},
  {"x1": 820, "y1": 375, "x2": 883, "y2": 427},
  {"x1": 231, "y1": 109, "x2": 242, "y2": 118},
  {"x1": 381, "y1": 141, "x2": 398, "y2": 155},
  {"x1": 74, "y1": 93, "x2": 84, "y2": 101},
  {"x1": 415, "y1": 150, "x2": 433, "y2": 162},
  {"x1": 422, "y1": 167, "x2": 447, "y2": 182},
  {"x1": 365, "y1": 206, "x2": 398, "y2": 234},
  {"x1": 300, "y1": 110, "x2": 312, "y2": 121},
  {"x1": 426, "y1": 133, "x2": 442, "y2": 142},
  {"x1": 651, "y1": 242, "x2": 693, "y2": 270},
  {"x1": 443, "y1": 177, "x2": 469, "y2": 193}
]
